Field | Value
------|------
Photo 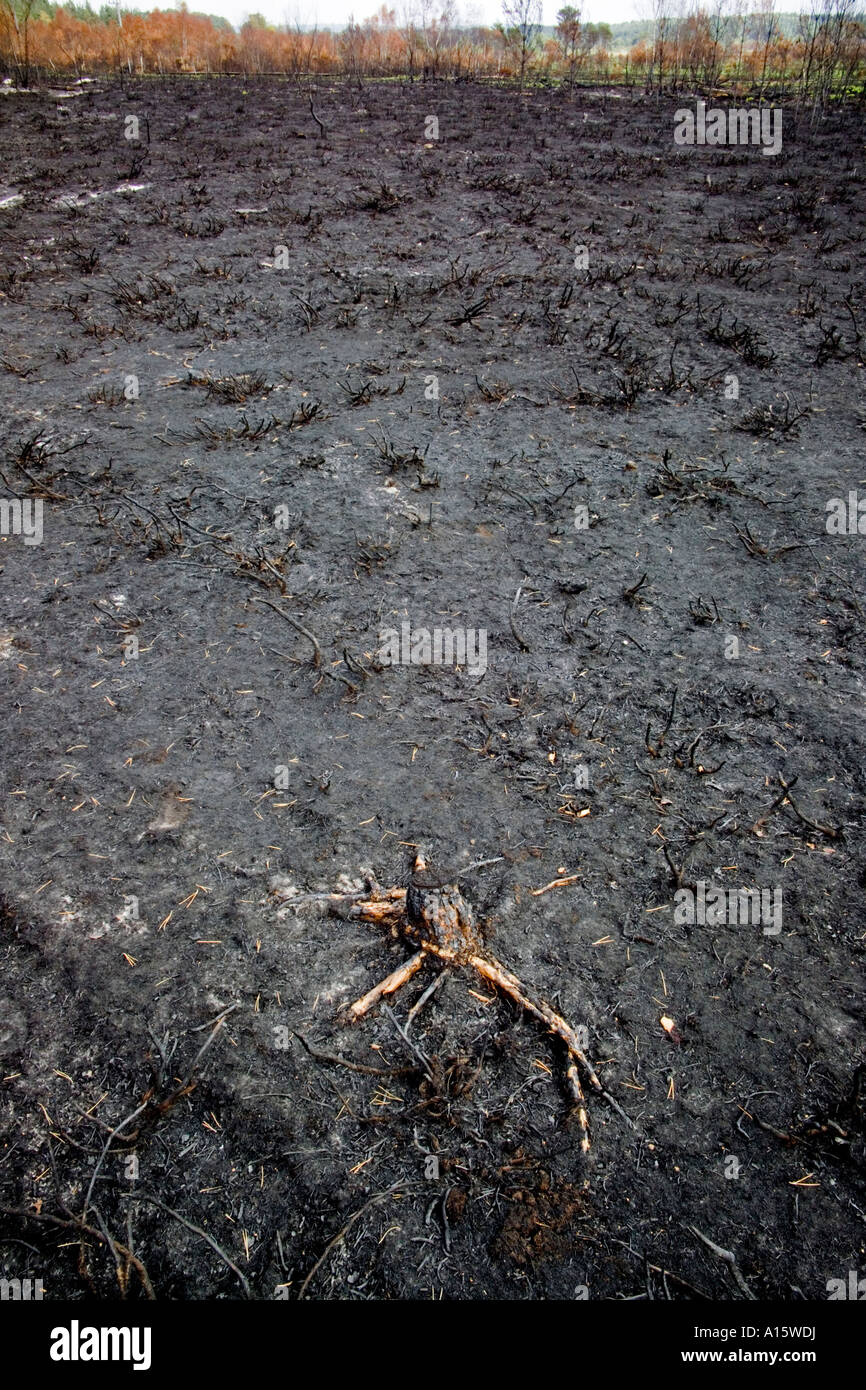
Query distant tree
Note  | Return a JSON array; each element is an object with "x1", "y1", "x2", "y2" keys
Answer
[
  {"x1": 360, "y1": 6, "x2": 399, "y2": 75},
  {"x1": 680, "y1": 8, "x2": 713, "y2": 87},
  {"x1": 705, "y1": 0, "x2": 728, "y2": 90},
  {"x1": 730, "y1": 0, "x2": 750, "y2": 87},
  {"x1": 752, "y1": 0, "x2": 779, "y2": 99},
  {"x1": 0, "y1": 0, "x2": 38, "y2": 83},
  {"x1": 810, "y1": 0, "x2": 863, "y2": 110},
  {"x1": 422, "y1": 0, "x2": 456, "y2": 77},
  {"x1": 338, "y1": 10, "x2": 366, "y2": 81},
  {"x1": 399, "y1": 0, "x2": 421, "y2": 78},
  {"x1": 283, "y1": 5, "x2": 322, "y2": 82},
  {"x1": 555, "y1": 4, "x2": 581, "y2": 87},
  {"x1": 500, "y1": 0, "x2": 540, "y2": 88}
]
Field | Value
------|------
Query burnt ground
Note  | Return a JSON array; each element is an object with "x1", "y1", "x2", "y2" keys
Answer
[{"x1": 0, "y1": 75, "x2": 864, "y2": 1304}]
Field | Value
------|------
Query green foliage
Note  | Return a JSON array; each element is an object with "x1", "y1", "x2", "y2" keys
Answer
[{"x1": 27, "y1": 1, "x2": 233, "y2": 28}]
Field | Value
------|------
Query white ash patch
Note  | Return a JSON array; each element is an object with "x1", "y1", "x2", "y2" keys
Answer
[
  {"x1": 56, "y1": 895, "x2": 148, "y2": 941},
  {"x1": 53, "y1": 183, "x2": 152, "y2": 210},
  {"x1": 269, "y1": 875, "x2": 300, "y2": 900},
  {"x1": 312, "y1": 979, "x2": 357, "y2": 1009},
  {"x1": 269, "y1": 869, "x2": 377, "y2": 920},
  {"x1": 204, "y1": 991, "x2": 233, "y2": 1014},
  {"x1": 114, "y1": 899, "x2": 148, "y2": 934},
  {"x1": 274, "y1": 906, "x2": 304, "y2": 929},
  {"x1": 138, "y1": 788, "x2": 190, "y2": 838},
  {"x1": 334, "y1": 870, "x2": 374, "y2": 894}
]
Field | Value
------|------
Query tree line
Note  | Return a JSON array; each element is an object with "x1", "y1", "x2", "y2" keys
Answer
[{"x1": 1, "y1": 0, "x2": 863, "y2": 102}]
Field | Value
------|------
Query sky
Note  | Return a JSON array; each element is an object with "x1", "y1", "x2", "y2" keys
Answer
[{"x1": 168, "y1": 2, "x2": 649, "y2": 34}]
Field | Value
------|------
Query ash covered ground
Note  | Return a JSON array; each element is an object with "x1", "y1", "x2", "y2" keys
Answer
[{"x1": 0, "y1": 76, "x2": 864, "y2": 1300}]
